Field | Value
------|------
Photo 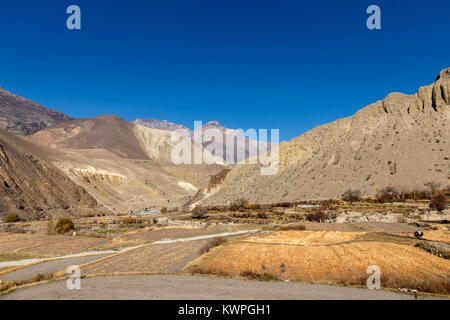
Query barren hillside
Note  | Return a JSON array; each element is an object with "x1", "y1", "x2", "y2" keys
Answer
[
  {"x1": 199, "y1": 68, "x2": 450, "y2": 205},
  {"x1": 0, "y1": 129, "x2": 98, "y2": 220},
  {"x1": 28, "y1": 116, "x2": 226, "y2": 212},
  {"x1": 0, "y1": 87, "x2": 71, "y2": 135}
]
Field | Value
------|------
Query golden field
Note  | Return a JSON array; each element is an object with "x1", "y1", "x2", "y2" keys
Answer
[
  {"x1": 190, "y1": 231, "x2": 450, "y2": 295},
  {"x1": 246, "y1": 231, "x2": 365, "y2": 245}
]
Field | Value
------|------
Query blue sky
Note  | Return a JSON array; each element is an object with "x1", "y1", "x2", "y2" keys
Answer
[{"x1": 0, "y1": 0, "x2": 449, "y2": 141}]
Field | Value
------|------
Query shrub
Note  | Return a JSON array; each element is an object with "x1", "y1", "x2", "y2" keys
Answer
[
  {"x1": 230, "y1": 198, "x2": 249, "y2": 211},
  {"x1": 240, "y1": 270, "x2": 280, "y2": 282},
  {"x1": 306, "y1": 211, "x2": 328, "y2": 223},
  {"x1": 377, "y1": 187, "x2": 398, "y2": 203},
  {"x1": 424, "y1": 182, "x2": 441, "y2": 196},
  {"x1": 4, "y1": 213, "x2": 19, "y2": 223},
  {"x1": 122, "y1": 216, "x2": 135, "y2": 224},
  {"x1": 277, "y1": 224, "x2": 306, "y2": 231},
  {"x1": 161, "y1": 207, "x2": 168, "y2": 214},
  {"x1": 199, "y1": 237, "x2": 227, "y2": 254},
  {"x1": 256, "y1": 212, "x2": 268, "y2": 219},
  {"x1": 429, "y1": 195, "x2": 447, "y2": 212},
  {"x1": 342, "y1": 189, "x2": 362, "y2": 202},
  {"x1": 192, "y1": 206, "x2": 207, "y2": 219},
  {"x1": 55, "y1": 217, "x2": 74, "y2": 234}
]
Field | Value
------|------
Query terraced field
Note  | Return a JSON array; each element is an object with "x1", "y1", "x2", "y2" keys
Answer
[
  {"x1": 190, "y1": 231, "x2": 450, "y2": 295},
  {"x1": 0, "y1": 233, "x2": 109, "y2": 256}
]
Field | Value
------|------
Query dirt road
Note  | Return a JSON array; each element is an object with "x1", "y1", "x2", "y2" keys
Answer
[{"x1": 1, "y1": 274, "x2": 421, "y2": 300}]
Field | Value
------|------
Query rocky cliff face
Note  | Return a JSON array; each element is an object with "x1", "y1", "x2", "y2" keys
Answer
[
  {"x1": 0, "y1": 87, "x2": 71, "y2": 135},
  {"x1": 0, "y1": 129, "x2": 98, "y2": 220},
  {"x1": 199, "y1": 68, "x2": 450, "y2": 205}
]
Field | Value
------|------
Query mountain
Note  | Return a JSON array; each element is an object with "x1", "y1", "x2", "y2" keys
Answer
[
  {"x1": 198, "y1": 68, "x2": 450, "y2": 205},
  {"x1": 0, "y1": 128, "x2": 98, "y2": 220},
  {"x1": 133, "y1": 118, "x2": 274, "y2": 164},
  {"x1": 133, "y1": 118, "x2": 192, "y2": 134},
  {"x1": 0, "y1": 87, "x2": 71, "y2": 135},
  {"x1": 28, "y1": 115, "x2": 226, "y2": 213},
  {"x1": 194, "y1": 121, "x2": 273, "y2": 164}
]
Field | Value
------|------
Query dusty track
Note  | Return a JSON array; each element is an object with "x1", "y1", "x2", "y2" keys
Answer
[{"x1": 1, "y1": 274, "x2": 423, "y2": 300}]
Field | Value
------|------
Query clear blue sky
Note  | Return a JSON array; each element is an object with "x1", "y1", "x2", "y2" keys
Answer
[{"x1": 0, "y1": 0, "x2": 449, "y2": 141}]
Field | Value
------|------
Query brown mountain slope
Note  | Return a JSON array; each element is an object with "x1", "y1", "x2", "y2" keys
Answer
[
  {"x1": 28, "y1": 116, "x2": 226, "y2": 212},
  {"x1": 199, "y1": 68, "x2": 450, "y2": 205},
  {"x1": 0, "y1": 129, "x2": 98, "y2": 220},
  {"x1": 31, "y1": 115, "x2": 149, "y2": 159},
  {"x1": 0, "y1": 87, "x2": 71, "y2": 135}
]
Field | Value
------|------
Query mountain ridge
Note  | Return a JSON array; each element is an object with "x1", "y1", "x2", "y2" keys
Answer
[
  {"x1": 0, "y1": 87, "x2": 71, "y2": 135},
  {"x1": 198, "y1": 67, "x2": 450, "y2": 205}
]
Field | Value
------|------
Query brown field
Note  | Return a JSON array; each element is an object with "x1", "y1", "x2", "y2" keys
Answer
[
  {"x1": 246, "y1": 231, "x2": 365, "y2": 246},
  {"x1": 0, "y1": 233, "x2": 109, "y2": 257},
  {"x1": 81, "y1": 241, "x2": 208, "y2": 275},
  {"x1": 123, "y1": 226, "x2": 231, "y2": 242},
  {"x1": 191, "y1": 234, "x2": 450, "y2": 295}
]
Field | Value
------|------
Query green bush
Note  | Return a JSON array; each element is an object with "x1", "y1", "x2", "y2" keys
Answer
[{"x1": 4, "y1": 213, "x2": 19, "y2": 223}]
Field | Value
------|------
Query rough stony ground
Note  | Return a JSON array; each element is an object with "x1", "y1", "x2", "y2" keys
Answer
[
  {"x1": 1, "y1": 255, "x2": 111, "y2": 282},
  {"x1": 1, "y1": 274, "x2": 429, "y2": 300}
]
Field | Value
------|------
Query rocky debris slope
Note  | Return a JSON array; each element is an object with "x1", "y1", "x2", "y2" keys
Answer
[
  {"x1": 0, "y1": 129, "x2": 98, "y2": 220},
  {"x1": 199, "y1": 68, "x2": 450, "y2": 205},
  {"x1": 28, "y1": 116, "x2": 226, "y2": 213},
  {"x1": 0, "y1": 87, "x2": 71, "y2": 135}
]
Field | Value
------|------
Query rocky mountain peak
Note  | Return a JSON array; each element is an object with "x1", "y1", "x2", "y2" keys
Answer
[{"x1": 437, "y1": 67, "x2": 450, "y2": 80}]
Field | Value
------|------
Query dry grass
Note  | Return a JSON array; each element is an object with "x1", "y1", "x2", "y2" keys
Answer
[
  {"x1": 404, "y1": 230, "x2": 450, "y2": 243},
  {"x1": 246, "y1": 231, "x2": 365, "y2": 246},
  {"x1": 193, "y1": 241, "x2": 450, "y2": 295},
  {"x1": 0, "y1": 273, "x2": 56, "y2": 294},
  {"x1": 0, "y1": 252, "x2": 41, "y2": 263}
]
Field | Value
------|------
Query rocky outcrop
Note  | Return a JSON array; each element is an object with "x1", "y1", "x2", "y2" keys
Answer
[
  {"x1": 0, "y1": 87, "x2": 71, "y2": 135},
  {"x1": 199, "y1": 68, "x2": 450, "y2": 205}
]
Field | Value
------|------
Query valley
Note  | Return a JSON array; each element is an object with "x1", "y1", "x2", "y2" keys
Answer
[{"x1": 0, "y1": 68, "x2": 448, "y2": 300}]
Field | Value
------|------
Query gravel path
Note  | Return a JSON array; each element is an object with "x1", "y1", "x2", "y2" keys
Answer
[
  {"x1": 1, "y1": 255, "x2": 111, "y2": 282},
  {"x1": 1, "y1": 274, "x2": 424, "y2": 300}
]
